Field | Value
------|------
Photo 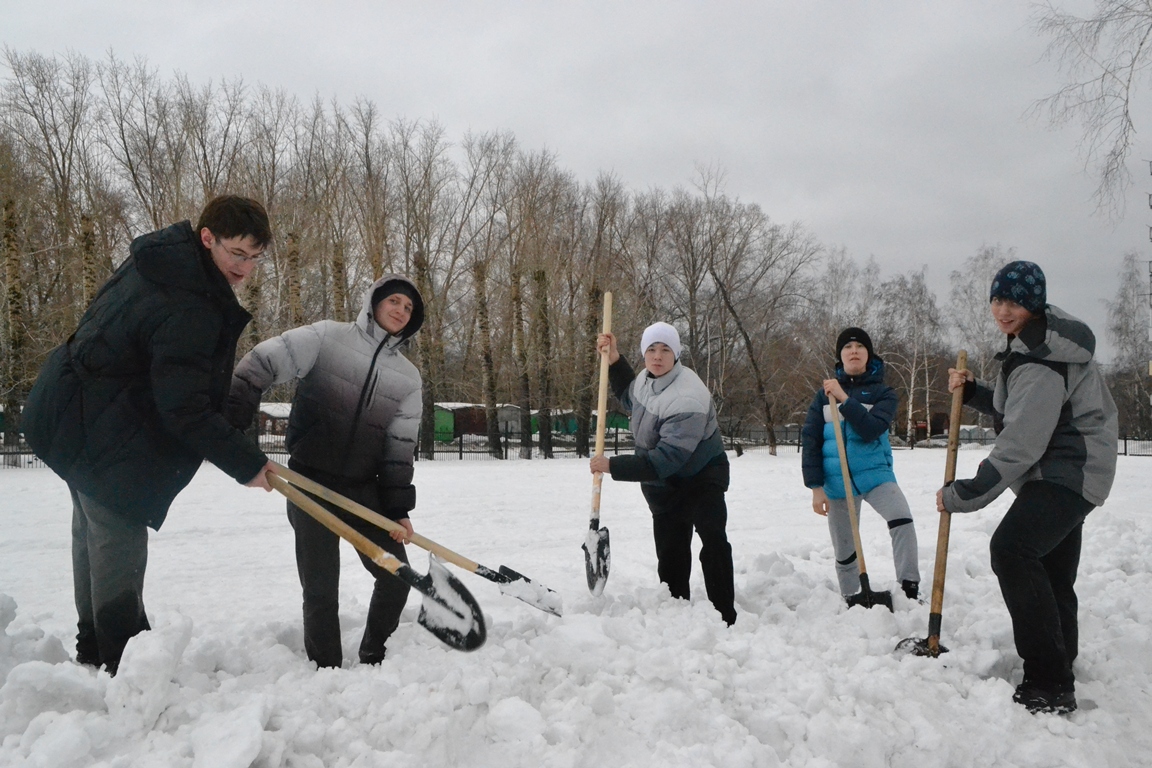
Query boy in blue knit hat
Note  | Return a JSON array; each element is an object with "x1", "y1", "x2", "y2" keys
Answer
[{"x1": 938, "y1": 260, "x2": 1117, "y2": 714}]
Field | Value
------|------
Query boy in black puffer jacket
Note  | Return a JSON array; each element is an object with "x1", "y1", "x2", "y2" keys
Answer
[{"x1": 23, "y1": 196, "x2": 276, "y2": 674}]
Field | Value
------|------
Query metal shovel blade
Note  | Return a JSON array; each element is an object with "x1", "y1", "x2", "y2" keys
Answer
[
  {"x1": 472, "y1": 564, "x2": 564, "y2": 617},
  {"x1": 894, "y1": 636, "x2": 950, "y2": 657},
  {"x1": 398, "y1": 557, "x2": 487, "y2": 651},
  {"x1": 582, "y1": 523, "x2": 611, "y2": 596}
]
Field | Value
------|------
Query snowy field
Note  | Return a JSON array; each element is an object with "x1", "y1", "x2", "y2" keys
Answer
[{"x1": 1, "y1": 446, "x2": 1151, "y2": 768}]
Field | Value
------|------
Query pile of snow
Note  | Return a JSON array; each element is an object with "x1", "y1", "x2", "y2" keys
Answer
[{"x1": 1, "y1": 448, "x2": 1150, "y2": 767}]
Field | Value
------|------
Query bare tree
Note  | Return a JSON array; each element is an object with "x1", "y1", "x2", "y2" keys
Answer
[
  {"x1": 1106, "y1": 251, "x2": 1152, "y2": 435},
  {"x1": 705, "y1": 187, "x2": 820, "y2": 454},
  {"x1": 1033, "y1": 1, "x2": 1152, "y2": 214},
  {"x1": 875, "y1": 268, "x2": 946, "y2": 445},
  {"x1": 97, "y1": 54, "x2": 189, "y2": 231},
  {"x1": 949, "y1": 245, "x2": 1012, "y2": 389},
  {"x1": 2, "y1": 48, "x2": 97, "y2": 322},
  {"x1": 175, "y1": 73, "x2": 247, "y2": 201}
]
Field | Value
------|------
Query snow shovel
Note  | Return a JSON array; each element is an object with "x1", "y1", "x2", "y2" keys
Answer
[
  {"x1": 270, "y1": 461, "x2": 562, "y2": 617},
  {"x1": 828, "y1": 394, "x2": 893, "y2": 612},
  {"x1": 896, "y1": 350, "x2": 967, "y2": 657},
  {"x1": 267, "y1": 472, "x2": 487, "y2": 651},
  {"x1": 584, "y1": 291, "x2": 613, "y2": 596}
]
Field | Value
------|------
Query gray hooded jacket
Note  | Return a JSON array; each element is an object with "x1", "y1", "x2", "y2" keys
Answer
[
  {"x1": 226, "y1": 275, "x2": 423, "y2": 516},
  {"x1": 942, "y1": 304, "x2": 1117, "y2": 513}
]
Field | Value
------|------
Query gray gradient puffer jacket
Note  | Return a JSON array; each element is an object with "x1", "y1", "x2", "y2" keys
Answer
[
  {"x1": 227, "y1": 275, "x2": 423, "y2": 517},
  {"x1": 942, "y1": 304, "x2": 1117, "y2": 513},
  {"x1": 607, "y1": 357, "x2": 726, "y2": 484}
]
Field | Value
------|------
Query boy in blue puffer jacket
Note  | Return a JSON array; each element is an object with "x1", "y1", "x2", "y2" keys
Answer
[{"x1": 801, "y1": 327, "x2": 920, "y2": 602}]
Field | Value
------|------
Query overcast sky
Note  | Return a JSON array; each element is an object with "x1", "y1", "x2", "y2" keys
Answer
[{"x1": 4, "y1": 0, "x2": 1149, "y2": 361}]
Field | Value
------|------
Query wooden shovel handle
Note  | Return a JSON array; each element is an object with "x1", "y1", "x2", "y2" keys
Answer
[
  {"x1": 929, "y1": 350, "x2": 967, "y2": 621},
  {"x1": 267, "y1": 473, "x2": 402, "y2": 574},
  {"x1": 270, "y1": 461, "x2": 482, "y2": 573},
  {"x1": 828, "y1": 396, "x2": 868, "y2": 576},
  {"x1": 592, "y1": 292, "x2": 613, "y2": 519}
]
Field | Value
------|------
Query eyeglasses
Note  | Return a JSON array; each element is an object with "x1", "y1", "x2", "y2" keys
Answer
[
  {"x1": 213, "y1": 238, "x2": 266, "y2": 265},
  {"x1": 228, "y1": 249, "x2": 265, "y2": 265}
]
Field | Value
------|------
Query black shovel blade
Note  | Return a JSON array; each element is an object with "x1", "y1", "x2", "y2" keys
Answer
[
  {"x1": 397, "y1": 557, "x2": 486, "y2": 651},
  {"x1": 894, "y1": 636, "x2": 950, "y2": 657},
  {"x1": 582, "y1": 524, "x2": 610, "y2": 596},
  {"x1": 845, "y1": 587, "x2": 894, "y2": 612},
  {"x1": 474, "y1": 564, "x2": 563, "y2": 617}
]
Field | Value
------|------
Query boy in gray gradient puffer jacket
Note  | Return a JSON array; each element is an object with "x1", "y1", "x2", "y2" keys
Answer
[
  {"x1": 589, "y1": 322, "x2": 736, "y2": 625},
  {"x1": 227, "y1": 275, "x2": 424, "y2": 667},
  {"x1": 938, "y1": 261, "x2": 1117, "y2": 715}
]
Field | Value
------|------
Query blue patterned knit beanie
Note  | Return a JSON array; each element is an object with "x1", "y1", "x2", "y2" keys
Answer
[{"x1": 990, "y1": 261, "x2": 1046, "y2": 313}]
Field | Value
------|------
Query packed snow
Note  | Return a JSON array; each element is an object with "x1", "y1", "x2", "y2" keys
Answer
[{"x1": 1, "y1": 446, "x2": 1151, "y2": 767}]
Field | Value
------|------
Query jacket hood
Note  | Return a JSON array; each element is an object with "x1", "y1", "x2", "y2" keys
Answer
[
  {"x1": 1007, "y1": 303, "x2": 1094, "y2": 365},
  {"x1": 835, "y1": 356, "x2": 886, "y2": 387},
  {"x1": 358, "y1": 274, "x2": 425, "y2": 343},
  {"x1": 132, "y1": 221, "x2": 230, "y2": 295}
]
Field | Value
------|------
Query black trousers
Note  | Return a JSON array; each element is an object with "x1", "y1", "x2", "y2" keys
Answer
[
  {"x1": 989, "y1": 480, "x2": 1094, "y2": 689},
  {"x1": 286, "y1": 466, "x2": 410, "y2": 667},
  {"x1": 641, "y1": 463, "x2": 736, "y2": 625}
]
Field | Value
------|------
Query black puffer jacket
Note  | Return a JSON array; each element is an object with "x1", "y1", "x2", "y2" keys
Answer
[{"x1": 23, "y1": 221, "x2": 268, "y2": 528}]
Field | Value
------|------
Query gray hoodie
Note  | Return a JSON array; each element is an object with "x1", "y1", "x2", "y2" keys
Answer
[
  {"x1": 942, "y1": 304, "x2": 1117, "y2": 513},
  {"x1": 227, "y1": 275, "x2": 423, "y2": 516}
]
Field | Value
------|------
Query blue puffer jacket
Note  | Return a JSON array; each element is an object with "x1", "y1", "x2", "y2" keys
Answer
[{"x1": 801, "y1": 358, "x2": 898, "y2": 499}]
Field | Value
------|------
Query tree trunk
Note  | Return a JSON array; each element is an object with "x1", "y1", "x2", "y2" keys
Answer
[
  {"x1": 510, "y1": 269, "x2": 533, "y2": 459},
  {"x1": 79, "y1": 213, "x2": 100, "y2": 306},
  {"x1": 3, "y1": 199, "x2": 24, "y2": 464},
  {"x1": 332, "y1": 238, "x2": 349, "y2": 322},
  {"x1": 242, "y1": 268, "x2": 262, "y2": 351},
  {"x1": 473, "y1": 259, "x2": 503, "y2": 458},
  {"x1": 574, "y1": 285, "x2": 601, "y2": 457},
  {"x1": 409, "y1": 250, "x2": 438, "y2": 460},
  {"x1": 286, "y1": 232, "x2": 303, "y2": 327},
  {"x1": 533, "y1": 269, "x2": 554, "y2": 459}
]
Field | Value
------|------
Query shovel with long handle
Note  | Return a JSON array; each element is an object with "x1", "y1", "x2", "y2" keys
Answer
[
  {"x1": 267, "y1": 472, "x2": 487, "y2": 651},
  {"x1": 271, "y1": 461, "x2": 561, "y2": 617},
  {"x1": 829, "y1": 393, "x2": 894, "y2": 611},
  {"x1": 897, "y1": 350, "x2": 967, "y2": 656},
  {"x1": 584, "y1": 291, "x2": 613, "y2": 596}
]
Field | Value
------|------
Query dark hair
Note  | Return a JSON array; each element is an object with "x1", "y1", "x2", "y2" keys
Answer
[{"x1": 196, "y1": 195, "x2": 272, "y2": 248}]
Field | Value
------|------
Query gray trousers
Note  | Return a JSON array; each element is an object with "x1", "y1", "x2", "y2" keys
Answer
[
  {"x1": 70, "y1": 487, "x2": 151, "y2": 673},
  {"x1": 826, "y1": 481, "x2": 919, "y2": 596}
]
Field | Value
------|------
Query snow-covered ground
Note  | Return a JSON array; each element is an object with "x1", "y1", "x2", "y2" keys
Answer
[{"x1": 1, "y1": 446, "x2": 1150, "y2": 767}]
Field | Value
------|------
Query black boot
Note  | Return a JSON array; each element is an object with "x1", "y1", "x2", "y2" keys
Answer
[
  {"x1": 75, "y1": 624, "x2": 101, "y2": 668},
  {"x1": 1013, "y1": 678, "x2": 1077, "y2": 714},
  {"x1": 901, "y1": 580, "x2": 919, "y2": 601}
]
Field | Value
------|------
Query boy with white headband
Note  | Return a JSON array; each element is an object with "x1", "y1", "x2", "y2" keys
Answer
[{"x1": 590, "y1": 321, "x2": 736, "y2": 625}]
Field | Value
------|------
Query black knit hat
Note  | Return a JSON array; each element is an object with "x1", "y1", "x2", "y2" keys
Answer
[
  {"x1": 990, "y1": 260, "x2": 1046, "y2": 313},
  {"x1": 371, "y1": 279, "x2": 424, "y2": 339},
  {"x1": 835, "y1": 327, "x2": 874, "y2": 362}
]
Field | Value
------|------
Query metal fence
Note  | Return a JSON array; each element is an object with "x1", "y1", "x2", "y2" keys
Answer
[
  {"x1": 4, "y1": 434, "x2": 1152, "y2": 468},
  {"x1": 410, "y1": 428, "x2": 636, "y2": 461}
]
